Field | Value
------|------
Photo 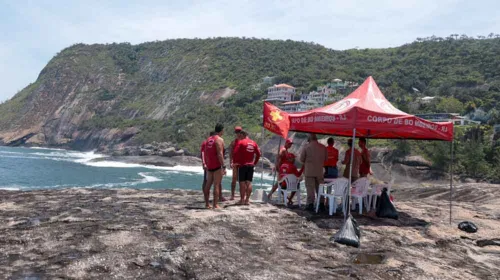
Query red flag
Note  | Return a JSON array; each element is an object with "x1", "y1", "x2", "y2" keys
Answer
[{"x1": 263, "y1": 102, "x2": 290, "y2": 138}]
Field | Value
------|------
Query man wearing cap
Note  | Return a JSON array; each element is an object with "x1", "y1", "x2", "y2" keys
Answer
[
  {"x1": 228, "y1": 126, "x2": 243, "y2": 200},
  {"x1": 299, "y1": 133, "x2": 327, "y2": 211},
  {"x1": 233, "y1": 130, "x2": 261, "y2": 205},
  {"x1": 267, "y1": 138, "x2": 293, "y2": 200}
]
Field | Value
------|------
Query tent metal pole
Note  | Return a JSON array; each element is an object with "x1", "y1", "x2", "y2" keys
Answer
[
  {"x1": 347, "y1": 128, "x2": 357, "y2": 219},
  {"x1": 449, "y1": 138, "x2": 454, "y2": 225},
  {"x1": 260, "y1": 125, "x2": 265, "y2": 189}
]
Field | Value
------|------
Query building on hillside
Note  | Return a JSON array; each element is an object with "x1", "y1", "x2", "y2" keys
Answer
[
  {"x1": 281, "y1": 101, "x2": 304, "y2": 113},
  {"x1": 415, "y1": 113, "x2": 480, "y2": 126},
  {"x1": 267, "y1": 84, "x2": 296, "y2": 102},
  {"x1": 417, "y1": 96, "x2": 437, "y2": 104}
]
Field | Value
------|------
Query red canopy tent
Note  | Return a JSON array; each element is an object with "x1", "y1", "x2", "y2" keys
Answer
[{"x1": 263, "y1": 76, "x2": 455, "y2": 223}]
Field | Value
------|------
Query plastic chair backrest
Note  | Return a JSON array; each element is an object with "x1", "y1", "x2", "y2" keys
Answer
[
  {"x1": 353, "y1": 177, "x2": 370, "y2": 195},
  {"x1": 331, "y1": 178, "x2": 349, "y2": 196},
  {"x1": 283, "y1": 174, "x2": 299, "y2": 191}
]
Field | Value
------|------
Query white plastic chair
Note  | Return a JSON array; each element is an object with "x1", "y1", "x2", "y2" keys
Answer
[
  {"x1": 351, "y1": 177, "x2": 370, "y2": 214},
  {"x1": 368, "y1": 178, "x2": 394, "y2": 211},
  {"x1": 316, "y1": 178, "x2": 349, "y2": 215},
  {"x1": 277, "y1": 174, "x2": 301, "y2": 207}
]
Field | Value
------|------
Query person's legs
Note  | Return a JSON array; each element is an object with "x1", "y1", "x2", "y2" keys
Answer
[
  {"x1": 305, "y1": 177, "x2": 316, "y2": 208},
  {"x1": 244, "y1": 166, "x2": 254, "y2": 205},
  {"x1": 238, "y1": 166, "x2": 247, "y2": 204},
  {"x1": 213, "y1": 169, "x2": 223, "y2": 209},
  {"x1": 204, "y1": 171, "x2": 214, "y2": 208},
  {"x1": 231, "y1": 166, "x2": 238, "y2": 200},
  {"x1": 218, "y1": 183, "x2": 226, "y2": 202}
]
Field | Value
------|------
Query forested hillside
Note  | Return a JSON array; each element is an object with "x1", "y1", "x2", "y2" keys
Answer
[{"x1": 0, "y1": 36, "x2": 499, "y2": 163}]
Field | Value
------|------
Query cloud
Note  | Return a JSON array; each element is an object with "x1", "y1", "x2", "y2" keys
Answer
[{"x1": 1, "y1": 0, "x2": 499, "y2": 101}]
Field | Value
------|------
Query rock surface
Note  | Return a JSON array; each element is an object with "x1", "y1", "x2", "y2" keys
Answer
[{"x1": 1, "y1": 183, "x2": 500, "y2": 279}]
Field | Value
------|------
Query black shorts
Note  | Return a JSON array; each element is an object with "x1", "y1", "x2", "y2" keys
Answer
[
  {"x1": 207, "y1": 166, "x2": 222, "y2": 172},
  {"x1": 203, "y1": 169, "x2": 207, "y2": 181},
  {"x1": 238, "y1": 165, "x2": 254, "y2": 182}
]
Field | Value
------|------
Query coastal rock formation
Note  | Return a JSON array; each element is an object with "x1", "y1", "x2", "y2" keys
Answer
[{"x1": 1, "y1": 182, "x2": 499, "y2": 279}]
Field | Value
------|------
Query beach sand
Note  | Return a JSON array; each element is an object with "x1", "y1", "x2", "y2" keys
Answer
[{"x1": 0, "y1": 183, "x2": 499, "y2": 279}]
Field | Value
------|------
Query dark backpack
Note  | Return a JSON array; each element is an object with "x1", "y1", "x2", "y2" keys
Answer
[{"x1": 376, "y1": 188, "x2": 398, "y2": 220}]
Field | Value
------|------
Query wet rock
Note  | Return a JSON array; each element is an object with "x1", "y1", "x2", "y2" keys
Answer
[{"x1": 174, "y1": 149, "x2": 184, "y2": 156}]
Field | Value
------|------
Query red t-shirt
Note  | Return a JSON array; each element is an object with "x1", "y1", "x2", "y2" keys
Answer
[
  {"x1": 278, "y1": 147, "x2": 289, "y2": 166},
  {"x1": 233, "y1": 137, "x2": 261, "y2": 166},
  {"x1": 204, "y1": 135, "x2": 221, "y2": 170},
  {"x1": 231, "y1": 139, "x2": 240, "y2": 158},
  {"x1": 359, "y1": 147, "x2": 371, "y2": 175},
  {"x1": 279, "y1": 162, "x2": 303, "y2": 178},
  {"x1": 324, "y1": 146, "x2": 339, "y2": 167}
]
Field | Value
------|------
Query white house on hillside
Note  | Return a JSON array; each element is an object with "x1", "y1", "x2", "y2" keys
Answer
[{"x1": 267, "y1": 84, "x2": 296, "y2": 102}]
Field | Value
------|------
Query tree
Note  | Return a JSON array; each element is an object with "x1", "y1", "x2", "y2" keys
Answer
[{"x1": 436, "y1": 97, "x2": 464, "y2": 114}]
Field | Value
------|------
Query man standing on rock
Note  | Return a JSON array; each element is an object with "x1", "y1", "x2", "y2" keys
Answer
[
  {"x1": 204, "y1": 123, "x2": 226, "y2": 209},
  {"x1": 201, "y1": 131, "x2": 216, "y2": 191},
  {"x1": 299, "y1": 133, "x2": 327, "y2": 211},
  {"x1": 228, "y1": 126, "x2": 243, "y2": 200},
  {"x1": 233, "y1": 130, "x2": 261, "y2": 205}
]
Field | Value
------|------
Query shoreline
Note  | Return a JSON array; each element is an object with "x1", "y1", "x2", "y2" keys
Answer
[{"x1": 1, "y1": 184, "x2": 499, "y2": 279}]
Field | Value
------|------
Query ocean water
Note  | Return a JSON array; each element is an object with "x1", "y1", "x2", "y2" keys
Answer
[{"x1": 0, "y1": 146, "x2": 274, "y2": 191}]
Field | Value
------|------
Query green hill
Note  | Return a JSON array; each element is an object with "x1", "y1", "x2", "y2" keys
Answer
[{"x1": 0, "y1": 36, "x2": 499, "y2": 155}]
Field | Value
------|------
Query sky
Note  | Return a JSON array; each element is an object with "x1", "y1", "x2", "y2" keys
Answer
[{"x1": 1, "y1": 0, "x2": 499, "y2": 101}]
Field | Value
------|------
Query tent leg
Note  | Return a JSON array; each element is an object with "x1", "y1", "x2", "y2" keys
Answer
[
  {"x1": 347, "y1": 128, "x2": 357, "y2": 220},
  {"x1": 449, "y1": 139, "x2": 454, "y2": 225}
]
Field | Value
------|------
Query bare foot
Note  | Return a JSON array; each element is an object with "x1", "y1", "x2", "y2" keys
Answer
[
  {"x1": 244, "y1": 200, "x2": 250, "y2": 205},
  {"x1": 213, "y1": 205, "x2": 221, "y2": 209},
  {"x1": 205, "y1": 205, "x2": 212, "y2": 209},
  {"x1": 236, "y1": 201, "x2": 245, "y2": 205},
  {"x1": 230, "y1": 196, "x2": 235, "y2": 200}
]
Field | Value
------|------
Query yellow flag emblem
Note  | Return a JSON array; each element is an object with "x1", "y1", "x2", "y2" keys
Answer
[{"x1": 270, "y1": 110, "x2": 283, "y2": 122}]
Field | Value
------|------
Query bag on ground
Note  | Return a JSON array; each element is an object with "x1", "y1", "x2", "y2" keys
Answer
[
  {"x1": 458, "y1": 221, "x2": 478, "y2": 233},
  {"x1": 331, "y1": 214, "x2": 361, "y2": 248},
  {"x1": 376, "y1": 188, "x2": 399, "y2": 220}
]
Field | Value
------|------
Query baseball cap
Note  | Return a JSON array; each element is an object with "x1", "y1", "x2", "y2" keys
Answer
[
  {"x1": 285, "y1": 138, "x2": 293, "y2": 145},
  {"x1": 234, "y1": 126, "x2": 242, "y2": 133}
]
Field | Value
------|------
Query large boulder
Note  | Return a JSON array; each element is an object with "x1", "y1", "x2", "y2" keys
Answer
[
  {"x1": 139, "y1": 148, "x2": 153, "y2": 156},
  {"x1": 174, "y1": 149, "x2": 185, "y2": 156},
  {"x1": 159, "y1": 147, "x2": 177, "y2": 157}
]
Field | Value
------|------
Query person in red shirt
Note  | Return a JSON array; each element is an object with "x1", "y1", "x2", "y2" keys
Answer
[
  {"x1": 233, "y1": 130, "x2": 261, "y2": 205},
  {"x1": 278, "y1": 153, "x2": 304, "y2": 205},
  {"x1": 267, "y1": 138, "x2": 293, "y2": 200},
  {"x1": 228, "y1": 126, "x2": 242, "y2": 200},
  {"x1": 204, "y1": 123, "x2": 226, "y2": 209},
  {"x1": 324, "y1": 137, "x2": 339, "y2": 179},
  {"x1": 359, "y1": 137, "x2": 372, "y2": 177},
  {"x1": 201, "y1": 131, "x2": 226, "y2": 202}
]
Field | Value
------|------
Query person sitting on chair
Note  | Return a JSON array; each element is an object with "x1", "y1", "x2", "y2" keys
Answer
[{"x1": 278, "y1": 153, "x2": 304, "y2": 205}]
